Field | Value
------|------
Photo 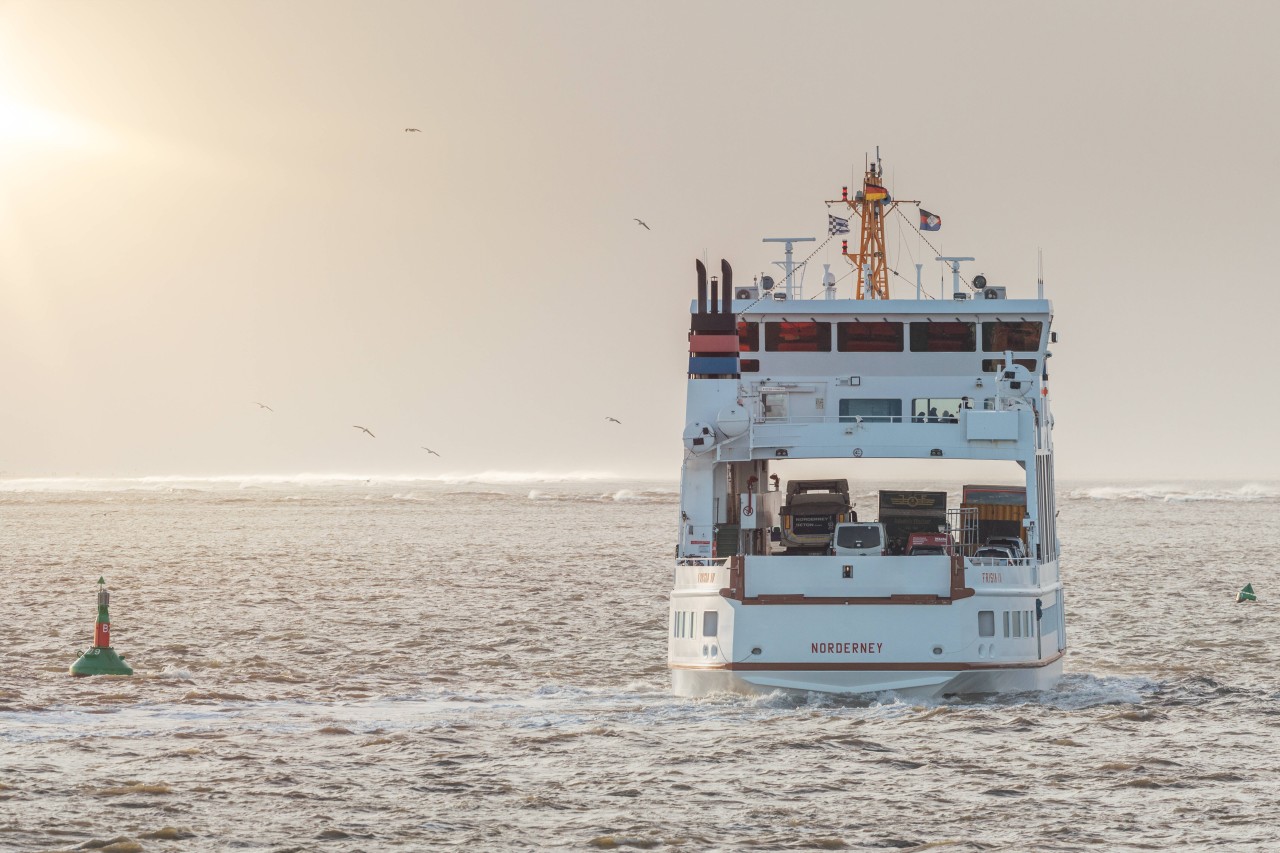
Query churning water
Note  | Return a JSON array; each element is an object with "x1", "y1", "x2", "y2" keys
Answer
[{"x1": 2, "y1": 477, "x2": 1279, "y2": 851}]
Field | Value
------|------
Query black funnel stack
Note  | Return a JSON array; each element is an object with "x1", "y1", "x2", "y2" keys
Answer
[{"x1": 688, "y1": 258, "x2": 740, "y2": 379}]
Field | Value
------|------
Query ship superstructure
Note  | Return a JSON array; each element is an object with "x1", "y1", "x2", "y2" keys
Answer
[{"x1": 670, "y1": 157, "x2": 1064, "y2": 697}]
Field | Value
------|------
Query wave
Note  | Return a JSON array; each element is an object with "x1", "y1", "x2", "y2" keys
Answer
[
  {"x1": 527, "y1": 488, "x2": 679, "y2": 504},
  {"x1": 0, "y1": 471, "x2": 675, "y2": 492},
  {"x1": 1066, "y1": 483, "x2": 1280, "y2": 503}
]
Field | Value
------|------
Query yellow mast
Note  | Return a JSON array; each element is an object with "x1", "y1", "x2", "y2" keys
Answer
[{"x1": 826, "y1": 153, "x2": 919, "y2": 299}]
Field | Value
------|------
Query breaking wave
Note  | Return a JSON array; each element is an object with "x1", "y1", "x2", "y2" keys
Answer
[
  {"x1": 527, "y1": 488, "x2": 678, "y2": 504},
  {"x1": 1066, "y1": 483, "x2": 1280, "y2": 503}
]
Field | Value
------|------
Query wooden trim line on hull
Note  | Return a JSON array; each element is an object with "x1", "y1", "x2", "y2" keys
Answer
[{"x1": 671, "y1": 650, "x2": 1065, "y2": 673}]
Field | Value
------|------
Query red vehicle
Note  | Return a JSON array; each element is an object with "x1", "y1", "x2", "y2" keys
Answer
[{"x1": 906, "y1": 532, "x2": 951, "y2": 556}]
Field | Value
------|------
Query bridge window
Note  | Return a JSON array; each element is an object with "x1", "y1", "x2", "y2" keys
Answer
[
  {"x1": 837, "y1": 321, "x2": 904, "y2": 352},
  {"x1": 738, "y1": 321, "x2": 759, "y2": 352},
  {"x1": 909, "y1": 321, "x2": 976, "y2": 352},
  {"x1": 702, "y1": 611, "x2": 718, "y2": 638},
  {"x1": 982, "y1": 321, "x2": 1043, "y2": 352},
  {"x1": 839, "y1": 399, "x2": 902, "y2": 423},
  {"x1": 765, "y1": 321, "x2": 831, "y2": 352},
  {"x1": 740, "y1": 359, "x2": 760, "y2": 373}
]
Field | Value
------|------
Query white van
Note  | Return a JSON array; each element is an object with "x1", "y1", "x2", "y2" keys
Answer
[{"x1": 831, "y1": 522, "x2": 888, "y2": 557}]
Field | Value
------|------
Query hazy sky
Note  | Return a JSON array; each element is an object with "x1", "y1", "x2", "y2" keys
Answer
[{"x1": 1, "y1": 1, "x2": 1276, "y2": 480}]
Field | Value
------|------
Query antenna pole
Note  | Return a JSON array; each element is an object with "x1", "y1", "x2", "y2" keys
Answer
[
  {"x1": 763, "y1": 237, "x2": 816, "y2": 300},
  {"x1": 1037, "y1": 248, "x2": 1045, "y2": 299},
  {"x1": 936, "y1": 256, "x2": 976, "y2": 297}
]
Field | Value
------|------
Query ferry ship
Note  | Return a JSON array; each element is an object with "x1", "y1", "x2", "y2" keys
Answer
[{"x1": 670, "y1": 155, "x2": 1065, "y2": 697}]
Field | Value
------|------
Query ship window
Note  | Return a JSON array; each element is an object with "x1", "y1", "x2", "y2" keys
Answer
[
  {"x1": 909, "y1": 321, "x2": 975, "y2": 352},
  {"x1": 740, "y1": 359, "x2": 760, "y2": 373},
  {"x1": 702, "y1": 611, "x2": 718, "y2": 638},
  {"x1": 982, "y1": 321, "x2": 1043, "y2": 353},
  {"x1": 982, "y1": 358, "x2": 1036, "y2": 373},
  {"x1": 978, "y1": 610, "x2": 995, "y2": 637},
  {"x1": 765, "y1": 321, "x2": 831, "y2": 352},
  {"x1": 738, "y1": 321, "x2": 759, "y2": 353},
  {"x1": 912, "y1": 398, "x2": 963, "y2": 423},
  {"x1": 1012, "y1": 612, "x2": 1022, "y2": 638},
  {"x1": 839, "y1": 399, "x2": 902, "y2": 423},
  {"x1": 1003, "y1": 611, "x2": 1010, "y2": 637},
  {"x1": 836, "y1": 321, "x2": 904, "y2": 352}
]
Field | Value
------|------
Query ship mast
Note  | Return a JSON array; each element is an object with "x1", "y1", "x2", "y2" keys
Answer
[{"x1": 826, "y1": 147, "x2": 919, "y2": 300}]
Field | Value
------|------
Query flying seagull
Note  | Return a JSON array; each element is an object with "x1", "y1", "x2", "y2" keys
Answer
[
  {"x1": 420, "y1": 447, "x2": 441, "y2": 456},
  {"x1": 605, "y1": 417, "x2": 622, "y2": 424},
  {"x1": 634, "y1": 219, "x2": 650, "y2": 230},
  {"x1": 405, "y1": 128, "x2": 422, "y2": 132},
  {"x1": 252, "y1": 401, "x2": 274, "y2": 412},
  {"x1": 353, "y1": 425, "x2": 376, "y2": 438}
]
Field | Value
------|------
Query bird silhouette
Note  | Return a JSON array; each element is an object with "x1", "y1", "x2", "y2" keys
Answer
[
  {"x1": 252, "y1": 402, "x2": 274, "y2": 412},
  {"x1": 353, "y1": 425, "x2": 376, "y2": 438},
  {"x1": 634, "y1": 219, "x2": 650, "y2": 230},
  {"x1": 404, "y1": 128, "x2": 422, "y2": 132},
  {"x1": 420, "y1": 447, "x2": 441, "y2": 456},
  {"x1": 605, "y1": 417, "x2": 622, "y2": 424}
]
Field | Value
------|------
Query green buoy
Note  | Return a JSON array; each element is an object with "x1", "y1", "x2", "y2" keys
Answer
[
  {"x1": 1237, "y1": 583, "x2": 1257, "y2": 603},
  {"x1": 69, "y1": 577, "x2": 133, "y2": 676}
]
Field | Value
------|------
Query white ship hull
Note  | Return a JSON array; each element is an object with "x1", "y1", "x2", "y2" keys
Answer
[
  {"x1": 672, "y1": 657, "x2": 1063, "y2": 699},
  {"x1": 668, "y1": 554, "x2": 1066, "y2": 699}
]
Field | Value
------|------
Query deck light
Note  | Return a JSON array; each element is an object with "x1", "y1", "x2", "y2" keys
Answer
[
  {"x1": 775, "y1": 449, "x2": 788, "y2": 457},
  {"x1": 930, "y1": 449, "x2": 943, "y2": 457}
]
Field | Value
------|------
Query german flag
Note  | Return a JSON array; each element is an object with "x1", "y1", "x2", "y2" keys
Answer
[{"x1": 864, "y1": 184, "x2": 889, "y2": 201}]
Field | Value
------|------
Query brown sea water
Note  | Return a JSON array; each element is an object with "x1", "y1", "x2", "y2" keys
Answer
[{"x1": 2, "y1": 477, "x2": 1280, "y2": 851}]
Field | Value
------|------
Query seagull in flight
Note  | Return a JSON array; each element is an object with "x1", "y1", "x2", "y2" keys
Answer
[
  {"x1": 353, "y1": 425, "x2": 376, "y2": 438},
  {"x1": 634, "y1": 219, "x2": 650, "y2": 230},
  {"x1": 404, "y1": 128, "x2": 422, "y2": 132},
  {"x1": 420, "y1": 447, "x2": 441, "y2": 456},
  {"x1": 252, "y1": 402, "x2": 274, "y2": 412},
  {"x1": 605, "y1": 417, "x2": 622, "y2": 424}
]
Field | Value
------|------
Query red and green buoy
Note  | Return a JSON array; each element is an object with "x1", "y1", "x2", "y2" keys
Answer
[{"x1": 69, "y1": 576, "x2": 133, "y2": 676}]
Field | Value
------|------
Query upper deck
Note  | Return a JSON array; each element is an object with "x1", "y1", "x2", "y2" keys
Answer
[
  {"x1": 707, "y1": 297, "x2": 1051, "y2": 369},
  {"x1": 684, "y1": 294, "x2": 1055, "y2": 464}
]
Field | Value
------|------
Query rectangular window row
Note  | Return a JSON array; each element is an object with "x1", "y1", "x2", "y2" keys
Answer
[
  {"x1": 836, "y1": 397, "x2": 1017, "y2": 423},
  {"x1": 738, "y1": 320, "x2": 1043, "y2": 354},
  {"x1": 672, "y1": 610, "x2": 718, "y2": 639},
  {"x1": 1001, "y1": 610, "x2": 1035, "y2": 638}
]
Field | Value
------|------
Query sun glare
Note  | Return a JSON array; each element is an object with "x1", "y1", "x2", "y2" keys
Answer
[{"x1": 0, "y1": 96, "x2": 99, "y2": 150}]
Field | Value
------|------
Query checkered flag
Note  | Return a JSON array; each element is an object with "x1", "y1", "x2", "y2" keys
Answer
[{"x1": 828, "y1": 214, "x2": 850, "y2": 236}]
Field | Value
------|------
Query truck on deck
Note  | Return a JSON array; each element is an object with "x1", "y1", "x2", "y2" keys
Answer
[
  {"x1": 778, "y1": 479, "x2": 853, "y2": 553},
  {"x1": 961, "y1": 484, "x2": 1028, "y2": 554},
  {"x1": 877, "y1": 490, "x2": 948, "y2": 555}
]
